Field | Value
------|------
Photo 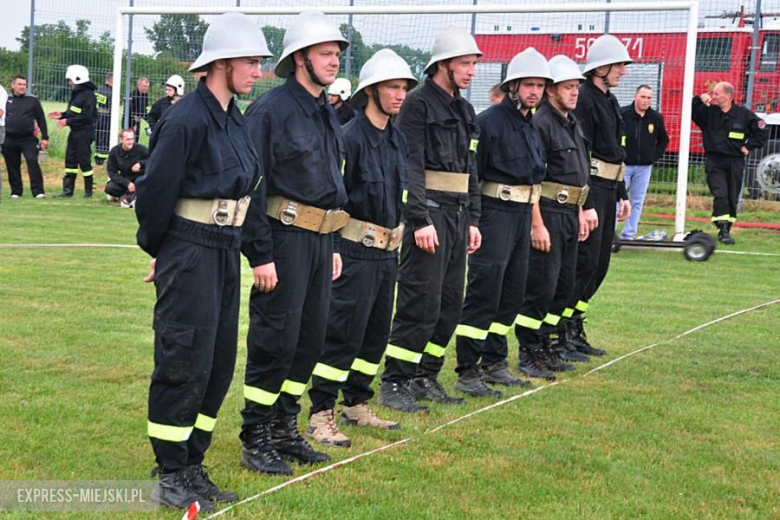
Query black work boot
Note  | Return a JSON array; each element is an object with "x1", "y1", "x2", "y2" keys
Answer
[
  {"x1": 56, "y1": 174, "x2": 76, "y2": 198},
  {"x1": 186, "y1": 464, "x2": 238, "y2": 503},
  {"x1": 454, "y1": 368, "x2": 503, "y2": 397},
  {"x1": 83, "y1": 175, "x2": 93, "y2": 198},
  {"x1": 410, "y1": 376, "x2": 465, "y2": 404},
  {"x1": 270, "y1": 415, "x2": 331, "y2": 465},
  {"x1": 150, "y1": 467, "x2": 215, "y2": 511},
  {"x1": 240, "y1": 424, "x2": 292, "y2": 475},
  {"x1": 723, "y1": 221, "x2": 736, "y2": 245},
  {"x1": 569, "y1": 316, "x2": 606, "y2": 356},
  {"x1": 377, "y1": 381, "x2": 430, "y2": 413},
  {"x1": 481, "y1": 359, "x2": 532, "y2": 387},
  {"x1": 551, "y1": 332, "x2": 590, "y2": 363},
  {"x1": 541, "y1": 337, "x2": 576, "y2": 372},
  {"x1": 518, "y1": 342, "x2": 556, "y2": 380}
]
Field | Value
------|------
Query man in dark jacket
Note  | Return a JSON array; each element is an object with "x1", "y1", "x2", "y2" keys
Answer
[
  {"x1": 2, "y1": 75, "x2": 49, "y2": 198},
  {"x1": 620, "y1": 85, "x2": 669, "y2": 240},
  {"x1": 105, "y1": 128, "x2": 148, "y2": 207},
  {"x1": 48, "y1": 65, "x2": 97, "y2": 198},
  {"x1": 124, "y1": 76, "x2": 150, "y2": 142}
]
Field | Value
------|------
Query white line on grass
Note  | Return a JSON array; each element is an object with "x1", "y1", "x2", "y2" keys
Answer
[
  {"x1": 200, "y1": 297, "x2": 779, "y2": 519},
  {"x1": 714, "y1": 250, "x2": 780, "y2": 257},
  {"x1": 0, "y1": 243, "x2": 139, "y2": 249}
]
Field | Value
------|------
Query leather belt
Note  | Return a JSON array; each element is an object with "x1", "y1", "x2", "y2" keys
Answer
[
  {"x1": 340, "y1": 219, "x2": 404, "y2": 251},
  {"x1": 266, "y1": 195, "x2": 350, "y2": 234},
  {"x1": 424, "y1": 170, "x2": 470, "y2": 193},
  {"x1": 539, "y1": 182, "x2": 589, "y2": 206},
  {"x1": 481, "y1": 182, "x2": 541, "y2": 204},
  {"x1": 174, "y1": 196, "x2": 250, "y2": 227},
  {"x1": 590, "y1": 159, "x2": 626, "y2": 181}
]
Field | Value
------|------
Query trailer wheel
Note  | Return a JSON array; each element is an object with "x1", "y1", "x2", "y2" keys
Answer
[{"x1": 683, "y1": 232, "x2": 715, "y2": 262}]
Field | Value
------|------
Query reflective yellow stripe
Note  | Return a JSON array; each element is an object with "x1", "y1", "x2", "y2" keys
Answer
[
  {"x1": 280, "y1": 379, "x2": 306, "y2": 396},
  {"x1": 244, "y1": 384, "x2": 279, "y2": 406},
  {"x1": 711, "y1": 214, "x2": 730, "y2": 222},
  {"x1": 621, "y1": 135, "x2": 627, "y2": 146},
  {"x1": 562, "y1": 308, "x2": 575, "y2": 318},
  {"x1": 515, "y1": 314, "x2": 542, "y2": 330},
  {"x1": 575, "y1": 300, "x2": 589, "y2": 312},
  {"x1": 312, "y1": 362, "x2": 349, "y2": 382},
  {"x1": 341, "y1": 159, "x2": 346, "y2": 175},
  {"x1": 728, "y1": 131, "x2": 745, "y2": 140},
  {"x1": 728, "y1": 217, "x2": 737, "y2": 223},
  {"x1": 423, "y1": 342, "x2": 446, "y2": 358},
  {"x1": 64, "y1": 168, "x2": 79, "y2": 174},
  {"x1": 194, "y1": 413, "x2": 216, "y2": 432},
  {"x1": 385, "y1": 344, "x2": 422, "y2": 364},
  {"x1": 488, "y1": 322, "x2": 511, "y2": 336},
  {"x1": 543, "y1": 313, "x2": 561, "y2": 326},
  {"x1": 148, "y1": 421, "x2": 192, "y2": 442},
  {"x1": 69, "y1": 106, "x2": 82, "y2": 114},
  {"x1": 95, "y1": 93, "x2": 107, "y2": 105},
  {"x1": 94, "y1": 153, "x2": 109, "y2": 159},
  {"x1": 351, "y1": 357, "x2": 379, "y2": 376},
  {"x1": 82, "y1": 170, "x2": 94, "y2": 177},
  {"x1": 145, "y1": 106, "x2": 151, "y2": 113},
  {"x1": 455, "y1": 324, "x2": 488, "y2": 340},
  {"x1": 402, "y1": 189, "x2": 408, "y2": 203},
  {"x1": 469, "y1": 139, "x2": 479, "y2": 152}
]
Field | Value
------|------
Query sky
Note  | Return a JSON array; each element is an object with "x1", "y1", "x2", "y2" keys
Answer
[{"x1": 3, "y1": 0, "x2": 31, "y2": 51}]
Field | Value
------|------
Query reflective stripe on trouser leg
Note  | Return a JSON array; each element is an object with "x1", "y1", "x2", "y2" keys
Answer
[{"x1": 312, "y1": 362, "x2": 349, "y2": 382}]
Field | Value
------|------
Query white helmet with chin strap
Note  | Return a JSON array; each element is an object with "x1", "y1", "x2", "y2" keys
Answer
[
  {"x1": 274, "y1": 10, "x2": 349, "y2": 85},
  {"x1": 548, "y1": 55, "x2": 586, "y2": 84},
  {"x1": 424, "y1": 27, "x2": 482, "y2": 76},
  {"x1": 582, "y1": 34, "x2": 633, "y2": 75},
  {"x1": 188, "y1": 12, "x2": 272, "y2": 74},
  {"x1": 328, "y1": 78, "x2": 352, "y2": 101},
  {"x1": 65, "y1": 65, "x2": 90, "y2": 85},
  {"x1": 166, "y1": 75, "x2": 185, "y2": 96},
  {"x1": 500, "y1": 47, "x2": 552, "y2": 93},
  {"x1": 351, "y1": 49, "x2": 418, "y2": 112}
]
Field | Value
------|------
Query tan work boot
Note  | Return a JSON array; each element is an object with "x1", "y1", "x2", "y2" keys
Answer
[
  {"x1": 305, "y1": 409, "x2": 351, "y2": 447},
  {"x1": 340, "y1": 402, "x2": 400, "y2": 430}
]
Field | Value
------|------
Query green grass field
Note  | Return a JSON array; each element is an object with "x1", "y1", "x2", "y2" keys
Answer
[{"x1": 1, "y1": 168, "x2": 778, "y2": 519}]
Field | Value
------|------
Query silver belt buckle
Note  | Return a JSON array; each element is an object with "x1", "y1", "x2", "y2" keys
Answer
[
  {"x1": 212, "y1": 200, "x2": 231, "y2": 227},
  {"x1": 499, "y1": 185, "x2": 513, "y2": 201},
  {"x1": 280, "y1": 201, "x2": 298, "y2": 225},
  {"x1": 361, "y1": 224, "x2": 377, "y2": 248},
  {"x1": 556, "y1": 188, "x2": 570, "y2": 204}
]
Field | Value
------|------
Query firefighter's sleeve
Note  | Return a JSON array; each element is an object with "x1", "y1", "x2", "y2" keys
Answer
[
  {"x1": 745, "y1": 113, "x2": 768, "y2": 151},
  {"x1": 396, "y1": 96, "x2": 432, "y2": 230},
  {"x1": 467, "y1": 122, "x2": 481, "y2": 227},
  {"x1": 34, "y1": 99, "x2": 49, "y2": 140},
  {"x1": 240, "y1": 106, "x2": 275, "y2": 267},
  {"x1": 691, "y1": 97, "x2": 707, "y2": 129},
  {"x1": 63, "y1": 91, "x2": 93, "y2": 127}
]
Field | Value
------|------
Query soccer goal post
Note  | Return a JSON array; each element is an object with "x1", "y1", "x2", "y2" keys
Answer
[{"x1": 110, "y1": 1, "x2": 699, "y2": 238}]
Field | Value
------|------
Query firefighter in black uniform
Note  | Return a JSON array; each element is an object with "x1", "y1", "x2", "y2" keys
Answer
[
  {"x1": 134, "y1": 13, "x2": 271, "y2": 511},
  {"x1": 146, "y1": 75, "x2": 184, "y2": 135},
  {"x1": 306, "y1": 49, "x2": 416, "y2": 448},
  {"x1": 240, "y1": 10, "x2": 349, "y2": 476},
  {"x1": 564, "y1": 35, "x2": 633, "y2": 359},
  {"x1": 328, "y1": 77, "x2": 356, "y2": 125},
  {"x1": 48, "y1": 65, "x2": 97, "y2": 198},
  {"x1": 453, "y1": 48, "x2": 551, "y2": 397},
  {"x1": 377, "y1": 26, "x2": 482, "y2": 412},
  {"x1": 105, "y1": 128, "x2": 148, "y2": 206},
  {"x1": 124, "y1": 77, "x2": 150, "y2": 142},
  {"x1": 94, "y1": 73, "x2": 113, "y2": 165},
  {"x1": 515, "y1": 55, "x2": 599, "y2": 381},
  {"x1": 692, "y1": 82, "x2": 767, "y2": 244}
]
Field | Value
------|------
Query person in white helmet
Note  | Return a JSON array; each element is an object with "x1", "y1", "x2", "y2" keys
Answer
[
  {"x1": 515, "y1": 55, "x2": 599, "y2": 381},
  {"x1": 134, "y1": 12, "x2": 271, "y2": 511},
  {"x1": 453, "y1": 48, "x2": 552, "y2": 397},
  {"x1": 146, "y1": 74, "x2": 185, "y2": 134},
  {"x1": 378, "y1": 26, "x2": 482, "y2": 412},
  {"x1": 306, "y1": 49, "x2": 416, "y2": 448},
  {"x1": 48, "y1": 65, "x2": 97, "y2": 197},
  {"x1": 328, "y1": 77, "x2": 356, "y2": 125},
  {"x1": 240, "y1": 10, "x2": 349, "y2": 476},
  {"x1": 565, "y1": 34, "x2": 632, "y2": 359}
]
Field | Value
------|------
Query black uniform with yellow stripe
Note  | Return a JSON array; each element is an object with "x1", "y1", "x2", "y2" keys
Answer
[
  {"x1": 308, "y1": 111, "x2": 407, "y2": 414},
  {"x1": 455, "y1": 94, "x2": 544, "y2": 372},
  {"x1": 241, "y1": 75, "x2": 348, "y2": 427},
  {"x1": 60, "y1": 82, "x2": 97, "y2": 182},
  {"x1": 94, "y1": 82, "x2": 112, "y2": 162},
  {"x1": 691, "y1": 96, "x2": 767, "y2": 223},
  {"x1": 382, "y1": 76, "x2": 481, "y2": 384},
  {"x1": 135, "y1": 79, "x2": 261, "y2": 472}
]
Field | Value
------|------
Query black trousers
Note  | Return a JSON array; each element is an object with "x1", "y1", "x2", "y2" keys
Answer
[
  {"x1": 148, "y1": 232, "x2": 241, "y2": 472},
  {"x1": 308, "y1": 241, "x2": 398, "y2": 414},
  {"x1": 95, "y1": 114, "x2": 111, "y2": 160},
  {"x1": 705, "y1": 155, "x2": 744, "y2": 222},
  {"x1": 382, "y1": 205, "x2": 469, "y2": 383},
  {"x1": 569, "y1": 179, "x2": 617, "y2": 313},
  {"x1": 64, "y1": 128, "x2": 94, "y2": 176},
  {"x1": 1, "y1": 136, "x2": 45, "y2": 196},
  {"x1": 242, "y1": 225, "x2": 334, "y2": 427},
  {"x1": 455, "y1": 200, "x2": 532, "y2": 371},
  {"x1": 516, "y1": 206, "x2": 579, "y2": 345},
  {"x1": 105, "y1": 176, "x2": 140, "y2": 197}
]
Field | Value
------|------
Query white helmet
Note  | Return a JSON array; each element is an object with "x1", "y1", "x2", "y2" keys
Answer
[
  {"x1": 582, "y1": 34, "x2": 633, "y2": 75},
  {"x1": 275, "y1": 10, "x2": 349, "y2": 79},
  {"x1": 548, "y1": 55, "x2": 586, "y2": 84},
  {"x1": 65, "y1": 65, "x2": 90, "y2": 85},
  {"x1": 166, "y1": 74, "x2": 185, "y2": 96},
  {"x1": 424, "y1": 26, "x2": 482, "y2": 75},
  {"x1": 328, "y1": 78, "x2": 352, "y2": 101},
  {"x1": 351, "y1": 49, "x2": 418, "y2": 108},
  {"x1": 189, "y1": 12, "x2": 272, "y2": 73},
  {"x1": 500, "y1": 47, "x2": 552, "y2": 92}
]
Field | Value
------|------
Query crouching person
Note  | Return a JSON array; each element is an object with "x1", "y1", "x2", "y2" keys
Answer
[{"x1": 105, "y1": 128, "x2": 148, "y2": 207}]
